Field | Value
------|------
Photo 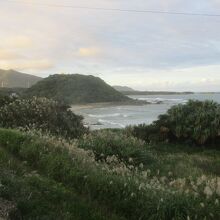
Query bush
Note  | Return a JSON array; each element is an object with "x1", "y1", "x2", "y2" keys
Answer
[
  {"x1": 0, "y1": 97, "x2": 87, "y2": 139},
  {"x1": 125, "y1": 124, "x2": 163, "y2": 143},
  {"x1": 156, "y1": 100, "x2": 220, "y2": 145},
  {"x1": 0, "y1": 95, "x2": 16, "y2": 106},
  {"x1": 129, "y1": 100, "x2": 220, "y2": 145}
]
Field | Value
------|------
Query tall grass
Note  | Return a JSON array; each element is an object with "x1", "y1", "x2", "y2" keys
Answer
[
  {"x1": 77, "y1": 130, "x2": 155, "y2": 166},
  {"x1": 0, "y1": 129, "x2": 219, "y2": 220}
]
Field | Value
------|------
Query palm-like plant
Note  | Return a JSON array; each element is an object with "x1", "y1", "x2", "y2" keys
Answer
[{"x1": 155, "y1": 100, "x2": 220, "y2": 145}]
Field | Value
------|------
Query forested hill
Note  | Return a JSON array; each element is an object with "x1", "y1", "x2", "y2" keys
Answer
[{"x1": 24, "y1": 74, "x2": 131, "y2": 104}]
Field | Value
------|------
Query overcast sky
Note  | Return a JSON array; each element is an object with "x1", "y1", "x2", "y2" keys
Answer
[{"x1": 1, "y1": 0, "x2": 220, "y2": 91}]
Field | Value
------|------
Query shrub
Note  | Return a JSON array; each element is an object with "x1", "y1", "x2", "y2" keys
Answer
[
  {"x1": 129, "y1": 100, "x2": 220, "y2": 145},
  {"x1": 155, "y1": 100, "x2": 220, "y2": 145},
  {"x1": 0, "y1": 97, "x2": 87, "y2": 139},
  {"x1": 0, "y1": 95, "x2": 15, "y2": 106},
  {"x1": 125, "y1": 124, "x2": 163, "y2": 143}
]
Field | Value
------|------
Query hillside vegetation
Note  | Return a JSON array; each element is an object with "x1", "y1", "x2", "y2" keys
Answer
[
  {"x1": 24, "y1": 74, "x2": 131, "y2": 104},
  {"x1": 0, "y1": 96, "x2": 219, "y2": 219},
  {"x1": 0, "y1": 69, "x2": 41, "y2": 88},
  {"x1": 0, "y1": 129, "x2": 219, "y2": 220},
  {"x1": 0, "y1": 88, "x2": 26, "y2": 97}
]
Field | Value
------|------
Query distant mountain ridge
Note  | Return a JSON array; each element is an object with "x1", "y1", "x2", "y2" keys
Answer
[
  {"x1": 113, "y1": 85, "x2": 135, "y2": 92},
  {"x1": 0, "y1": 69, "x2": 42, "y2": 88},
  {"x1": 25, "y1": 74, "x2": 131, "y2": 104},
  {"x1": 121, "y1": 91, "x2": 194, "y2": 95},
  {"x1": 113, "y1": 85, "x2": 193, "y2": 95}
]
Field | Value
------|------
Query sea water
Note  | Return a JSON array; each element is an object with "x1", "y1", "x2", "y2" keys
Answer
[{"x1": 74, "y1": 93, "x2": 220, "y2": 130}]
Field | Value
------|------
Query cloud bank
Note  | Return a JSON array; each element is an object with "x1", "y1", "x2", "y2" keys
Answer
[{"x1": 0, "y1": 0, "x2": 220, "y2": 91}]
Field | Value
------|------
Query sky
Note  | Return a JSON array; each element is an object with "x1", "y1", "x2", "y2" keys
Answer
[{"x1": 1, "y1": 0, "x2": 220, "y2": 91}]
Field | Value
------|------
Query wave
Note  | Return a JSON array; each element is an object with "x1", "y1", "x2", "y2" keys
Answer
[
  {"x1": 88, "y1": 113, "x2": 128, "y2": 118},
  {"x1": 98, "y1": 119, "x2": 125, "y2": 128}
]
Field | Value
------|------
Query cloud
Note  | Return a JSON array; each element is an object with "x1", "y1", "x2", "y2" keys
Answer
[
  {"x1": 0, "y1": 49, "x2": 23, "y2": 60},
  {"x1": 77, "y1": 47, "x2": 102, "y2": 57},
  {"x1": 0, "y1": 59, "x2": 54, "y2": 71},
  {"x1": 3, "y1": 36, "x2": 33, "y2": 49},
  {"x1": 211, "y1": 0, "x2": 220, "y2": 7},
  {"x1": 1, "y1": 0, "x2": 220, "y2": 90}
]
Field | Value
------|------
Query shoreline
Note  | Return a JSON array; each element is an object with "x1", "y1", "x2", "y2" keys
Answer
[{"x1": 71, "y1": 100, "x2": 148, "y2": 111}]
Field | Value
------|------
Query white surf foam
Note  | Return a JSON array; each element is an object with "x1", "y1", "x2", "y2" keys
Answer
[
  {"x1": 98, "y1": 119, "x2": 125, "y2": 128},
  {"x1": 88, "y1": 113, "x2": 128, "y2": 118}
]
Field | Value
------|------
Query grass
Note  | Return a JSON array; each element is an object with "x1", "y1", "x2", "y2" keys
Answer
[
  {"x1": 0, "y1": 128, "x2": 219, "y2": 219},
  {"x1": 148, "y1": 143, "x2": 220, "y2": 177},
  {"x1": 77, "y1": 129, "x2": 154, "y2": 166},
  {"x1": 78, "y1": 130, "x2": 220, "y2": 178},
  {"x1": 0, "y1": 130, "x2": 125, "y2": 220}
]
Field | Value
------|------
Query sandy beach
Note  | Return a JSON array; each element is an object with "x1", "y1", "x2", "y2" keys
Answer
[{"x1": 71, "y1": 100, "x2": 147, "y2": 111}]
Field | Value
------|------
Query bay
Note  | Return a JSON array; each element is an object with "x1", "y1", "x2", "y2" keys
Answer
[{"x1": 72, "y1": 93, "x2": 220, "y2": 129}]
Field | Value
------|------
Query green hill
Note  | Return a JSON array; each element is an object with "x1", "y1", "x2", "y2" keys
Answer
[
  {"x1": 25, "y1": 74, "x2": 131, "y2": 104},
  {"x1": 0, "y1": 69, "x2": 42, "y2": 88}
]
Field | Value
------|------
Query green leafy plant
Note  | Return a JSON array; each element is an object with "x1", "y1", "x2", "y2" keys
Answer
[
  {"x1": 0, "y1": 97, "x2": 87, "y2": 139},
  {"x1": 129, "y1": 100, "x2": 220, "y2": 145},
  {"x1": 157, "y1": 100, "x2": 220, "y2": 145}
]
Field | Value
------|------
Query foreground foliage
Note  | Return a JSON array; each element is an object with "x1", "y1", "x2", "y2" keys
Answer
[
  {"x1": 0, "y1": 129, "x2": 219, "y2": 220},
  {"x1": 77, "y1": 129, "x2": 154, "y2": 166},
  {"x1": 0, "y1": 96, "x2": 87, "y2": 139}
]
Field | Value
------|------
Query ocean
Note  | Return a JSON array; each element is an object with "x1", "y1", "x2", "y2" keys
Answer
[{"x1": 73, "y1": 93, "x2": 220, "y2": 130}]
